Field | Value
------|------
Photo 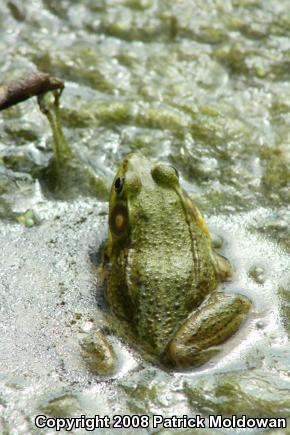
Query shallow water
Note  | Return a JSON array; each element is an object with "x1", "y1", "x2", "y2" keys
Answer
[{"x1": 0, "y1": 0, "x2": 290, "y2": 434}]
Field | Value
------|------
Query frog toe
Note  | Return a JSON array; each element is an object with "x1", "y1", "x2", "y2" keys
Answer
[
  {"x1": 164, "y1": 342, "x2": 220, "y2": 368},
  {"x1": 213, "y1": 253, "x2": 233, "y2": 281}
]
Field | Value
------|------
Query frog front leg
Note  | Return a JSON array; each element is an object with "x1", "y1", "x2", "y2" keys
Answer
[
  {"x1": 164, "y1": 292, "x2": 251, "y2": 368},
  {"x1": 80, "y1": 328, "x2": 116, "y2": 375}
]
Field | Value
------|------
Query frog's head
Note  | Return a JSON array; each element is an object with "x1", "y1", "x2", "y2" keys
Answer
[
  {"x1": 107, "y1": 153, "x2": 212, "y2": 259},
  {"x1": 108, "y1": 153, "x2": 180, "y2": 243}
]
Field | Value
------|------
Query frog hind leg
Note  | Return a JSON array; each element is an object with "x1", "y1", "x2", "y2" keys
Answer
[{"x1": 164, "y1": 291, "x2": 251, "y2": 368}]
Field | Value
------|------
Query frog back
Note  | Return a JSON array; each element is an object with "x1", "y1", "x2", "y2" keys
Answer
[{"x1": 108, "y1": 184, "x2": 218, "y2": 354}]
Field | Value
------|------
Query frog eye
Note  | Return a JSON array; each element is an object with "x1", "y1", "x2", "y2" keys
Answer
[
  {"x1": 151, "y1": 163, "x2": 179, "y2": 187},
  {"x1": 109, "y1": 203, "x2": 128, "y2": 237},
  {"x1": 114, "y1": 176, "x2": 125, "y2": 194}
]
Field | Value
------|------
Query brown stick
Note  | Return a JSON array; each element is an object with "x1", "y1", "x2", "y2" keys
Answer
[{"x1": 0, "y1": 72, "x2": 64, "y2": 111}]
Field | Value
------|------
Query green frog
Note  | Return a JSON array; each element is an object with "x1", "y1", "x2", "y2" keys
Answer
[{"x1": 103, "y1": 153, "x2": 251, "y2": 368}]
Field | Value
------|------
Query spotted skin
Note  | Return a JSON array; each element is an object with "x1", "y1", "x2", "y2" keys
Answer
[{"x1": 105, "y1": 153, "x2": 251, "y2": 367}]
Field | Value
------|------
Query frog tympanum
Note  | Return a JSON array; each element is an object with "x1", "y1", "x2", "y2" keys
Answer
[{"x1": 102, "y1": 153, "x2": 251, "y2": 368}]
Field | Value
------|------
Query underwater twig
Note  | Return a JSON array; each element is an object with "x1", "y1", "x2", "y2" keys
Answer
[
  {"x1": 37, "y1": 89, "x2": 107, "y2": 198},
  {"x1": 38, "y1": 90, "x2": 73, "y2": 170},
  {"x1": 0, "y1": 72, "x2": 64, "y2": 111}
]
